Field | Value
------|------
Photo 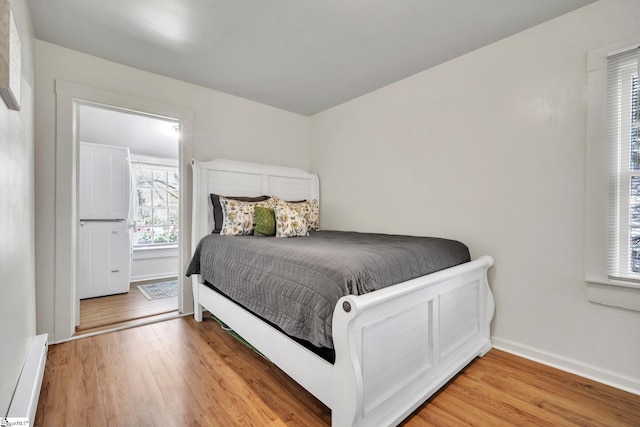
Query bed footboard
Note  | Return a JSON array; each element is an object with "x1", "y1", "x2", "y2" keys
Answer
[
  {"x1": 331, "y1": 256, "x2": 494, "y2": 427},
  {"x1": 191, "y1": 256, "x2": 494, "y2": 427}
]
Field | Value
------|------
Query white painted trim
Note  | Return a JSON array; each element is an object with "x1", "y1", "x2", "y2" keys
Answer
[
  {"x1": 492, "y1": 337, "x2": 640, "y2": 396},
  {"x1": 53, "y1": 80, "x2": 194, "y2": 343},
  {"x1": 130, "y1": 273, "x2": 177, "y2": 283},
  {"x1": 585, "y1": 278, "x2": 640, "y2": 311},
  {"x1": 587, "y1": 35, "x2": 640, "y2": 72},
  {"x1": 585, "y1": 276, "x2": 640, "y2": 290},
  {"x1": 61, "y1": 313, "x2": 190, "y2": 343},
  {"x1": 130, "y1": 153, "x2": 178, "y2": 166},
  {"x1": 7, "y1": 334, "x2": 48, "y2": 425}
]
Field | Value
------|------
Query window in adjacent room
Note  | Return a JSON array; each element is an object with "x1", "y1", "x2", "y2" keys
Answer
[
  {"x1": 132, "y1": 159, "x2": 179, "y2": 246},
  {"x1": 607, "y1": 47, "x2": 639, "y2": 281}
]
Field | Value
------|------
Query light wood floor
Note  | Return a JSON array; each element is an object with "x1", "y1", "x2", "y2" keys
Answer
[
  {"x1": 76, "y1": 278, "x2": 179, "y2": 336},
  {"x1": 36, "y1": 316, "x2": 640, "y2": 427}
]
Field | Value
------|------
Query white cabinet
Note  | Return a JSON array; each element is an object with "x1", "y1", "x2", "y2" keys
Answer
[
  {"x1": 79, "y1": 142, "x2": 131, "y2": 220},
  {"x1": 79, "y1": 221, "x2": 132, "y2": 299},
  {"x1": 79, "y1": 142, "x2": 133, "y2": 299}
]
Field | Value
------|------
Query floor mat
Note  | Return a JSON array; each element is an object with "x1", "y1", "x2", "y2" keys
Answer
[{"x1": 137, "y1": 280, "x2": 178, "y2": 300}]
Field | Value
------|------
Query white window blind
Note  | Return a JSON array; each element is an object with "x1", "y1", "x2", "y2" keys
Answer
[{"x1": 607, "y1": 46, "x2": 640, "y2": 281}]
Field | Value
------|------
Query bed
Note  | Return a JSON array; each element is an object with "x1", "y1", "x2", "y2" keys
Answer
[{"x1": 188, "y1": 158, "x2": 495, "y2": 427}]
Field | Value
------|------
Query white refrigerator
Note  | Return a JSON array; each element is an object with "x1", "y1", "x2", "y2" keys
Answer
[{"x1": 79, "y1": 142, "x2": 133, "y2": 299}]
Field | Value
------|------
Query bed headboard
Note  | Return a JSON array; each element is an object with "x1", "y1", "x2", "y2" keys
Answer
[{"x1": 191, "y1": 158, "x2": 320, "y2": 252}]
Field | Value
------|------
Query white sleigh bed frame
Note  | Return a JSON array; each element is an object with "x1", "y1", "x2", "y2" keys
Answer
[{"x1": 190, "y1": 158, "x2": 495, "y2": 427}]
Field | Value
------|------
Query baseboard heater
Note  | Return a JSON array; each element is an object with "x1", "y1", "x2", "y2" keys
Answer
[{"x1": 7, "y1": 334, "x2": 48, "y2": 425}]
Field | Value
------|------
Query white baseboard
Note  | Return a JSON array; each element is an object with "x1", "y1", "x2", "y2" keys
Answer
[
  {"x1": 492, "y1": 337, "x2": 640, "y2": 396},
  {"x1": 7, "y1": 334, "x2": 48, "y2": 424}
]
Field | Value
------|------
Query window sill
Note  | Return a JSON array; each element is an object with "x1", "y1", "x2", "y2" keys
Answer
[
  {"x1": 133, "y1": 244, "x2": 178, "y2": 252},
  {"x1": 585, "y1": 277, "x2": 640, "y2": 312}
]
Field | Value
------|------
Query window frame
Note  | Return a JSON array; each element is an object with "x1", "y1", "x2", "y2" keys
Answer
[
  {"x1": 585, "y1": 37, "x2": 640, "y2": 312},
  {"x1": 609, "y1": 55, "x2": 639, "y2": 280},
  {"x1": 131, "y1": 154, "x2": 179, "y2": 249}
]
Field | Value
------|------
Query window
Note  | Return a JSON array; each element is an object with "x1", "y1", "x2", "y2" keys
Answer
[
  {"x1": 585, "y1": 39, "x2": 640, "y2": 312},
  {"x1": 132, "y1": 160, "x2": 179, "y2": 246},
  {"x1": 607, "y1": 47, "x2": 639, "y2": 281}
]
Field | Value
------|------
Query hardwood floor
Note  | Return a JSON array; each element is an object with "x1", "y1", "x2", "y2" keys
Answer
[
  {"x1": 76, "y1": 278, "x2": 179, "y2": 336},
  {"x1": 36, "y1": 316, "x2": 640, "y2": 427}
]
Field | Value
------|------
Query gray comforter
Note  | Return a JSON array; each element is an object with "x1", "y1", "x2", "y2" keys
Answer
[{"x1": 186, "y1": 230, "x2": 470, "y2": 349}]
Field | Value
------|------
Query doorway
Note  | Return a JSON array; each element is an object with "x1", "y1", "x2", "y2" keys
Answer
[
  {"x1": 53, "y1": 81, "x2": 194, "y2": 343},
  {"x1": 75, "y1": 104, "x2": 181, "y2": 335}
]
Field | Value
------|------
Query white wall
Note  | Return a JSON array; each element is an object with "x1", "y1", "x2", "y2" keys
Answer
[
  {"x1": 34, "y1": 40, "x2": 310, "y2": 340},
  {"x1": 0, "y1": 0, "x2": 35, "y2": 415},
  {"x1": 310, "y1": 0, "x2": 640, "y2": 392},
  {"x1": 131, "y1": 246, "x2": 178, "y2": 282}
]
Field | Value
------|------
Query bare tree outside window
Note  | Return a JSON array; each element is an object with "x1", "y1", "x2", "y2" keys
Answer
[{"x1": 133, "y1": 163, "x2": 179, "y2": 246}]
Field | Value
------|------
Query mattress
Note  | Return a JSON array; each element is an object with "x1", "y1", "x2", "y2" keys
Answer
[{"x1": 186, "y1": 230, "x2": 470, "y2": 349}]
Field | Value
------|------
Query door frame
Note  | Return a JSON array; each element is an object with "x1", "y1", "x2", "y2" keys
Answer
[{"x1": 54, "y1": 80, "x2": 194, "y2": 342}]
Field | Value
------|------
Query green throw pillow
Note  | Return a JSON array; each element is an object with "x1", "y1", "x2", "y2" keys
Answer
[{"x1": 254, "y1": 206, "x2": 276, "y2": 236}]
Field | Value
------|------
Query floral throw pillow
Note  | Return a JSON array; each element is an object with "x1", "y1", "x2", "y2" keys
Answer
[
  {"x1": 220, "y1": 197, "x2": 276, "y2": 236},
  {"x1": 275, "y1": 198, "x2": 319, "y2": 231},
  {"x1": 275, "y1": 204, "x2": 309, "y2": 237}
]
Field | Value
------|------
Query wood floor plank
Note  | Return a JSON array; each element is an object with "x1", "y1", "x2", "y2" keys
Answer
[
  {"x1": 465, "y1": 369, "x2": 600, "y2": 426},
  {"x1": 457, "y1": 369, "x2": 602, "y2": 426},
  {"x1": 403, "y1": 402, "x2": 469, "y2": 427},
  {"x1": 484, "y1": 350, "x2": 640, "y2": 420},
  {"x1": 77, "y1": 279, "x2": 178, "y2": 332},
  {"x1": 35, "y1": 316, "x2": 640, "y2": 427},
  {"x1": 473, "y1": 351, "x2": 640, "y2": 426},
  {"x1": 423, "y1": 390, "x2": 516, "y2": 427}
]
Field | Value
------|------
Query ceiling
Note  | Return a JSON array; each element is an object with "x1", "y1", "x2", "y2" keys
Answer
[
  {"x1": 28, "y1": 0, "x2": 596, "y2": 116},
  {"x1": 79, "y1": 104, "x2": 179, "y2": 159}
]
